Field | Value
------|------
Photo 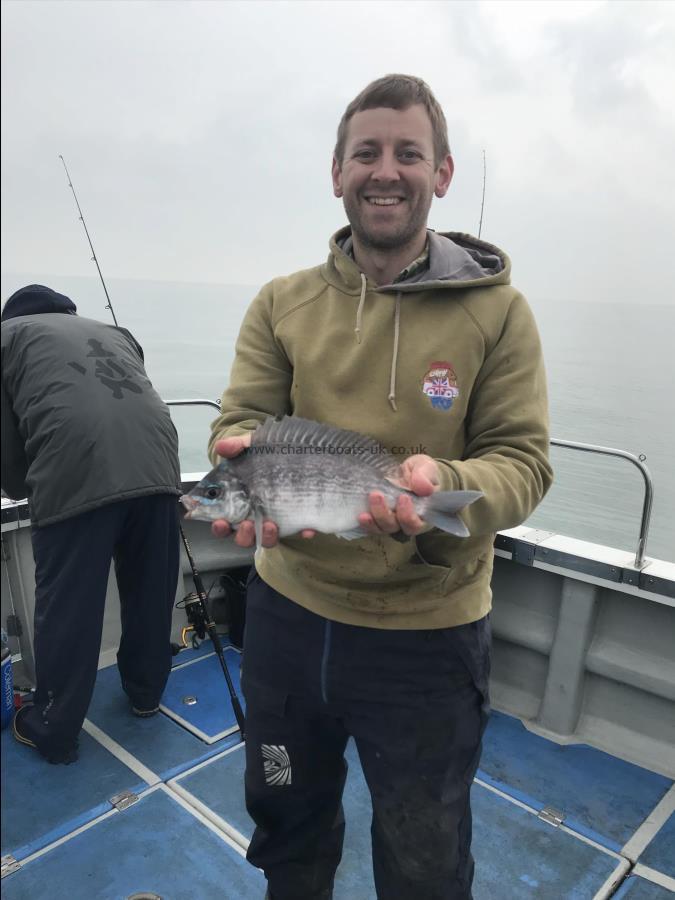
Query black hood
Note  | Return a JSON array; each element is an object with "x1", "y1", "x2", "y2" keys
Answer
[{"x1": 1, "y1": 284, "x2": 77, "y2": 321}]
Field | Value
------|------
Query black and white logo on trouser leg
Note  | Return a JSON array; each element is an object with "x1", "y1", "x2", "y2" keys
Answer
[{"x1": 261, "y1": 744, "x2": 292, "y2": 785}]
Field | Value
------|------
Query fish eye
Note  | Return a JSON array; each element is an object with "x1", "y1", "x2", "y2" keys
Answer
[{"x1": 205, "y1": 486, "x2": 222, "y2": 500}]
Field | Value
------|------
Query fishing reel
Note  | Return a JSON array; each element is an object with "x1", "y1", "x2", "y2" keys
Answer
[{"x1": 176, "y1": 591, "x2": 210, "y2": 649}]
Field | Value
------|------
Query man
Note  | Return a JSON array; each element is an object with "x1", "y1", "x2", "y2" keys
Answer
[
  {"x1": 1, "y1": 284, "x2": 182, "y2": 764},
  {"x1": 209, "y1": 75, "x2": 552, "y2": 899}
]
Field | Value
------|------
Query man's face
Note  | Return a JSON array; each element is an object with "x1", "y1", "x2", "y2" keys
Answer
[{"x1": 332, "y1": 104, "x2": 453, "y2": 252}]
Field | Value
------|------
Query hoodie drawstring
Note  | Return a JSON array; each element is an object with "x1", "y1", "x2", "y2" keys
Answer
[
  {"x1": 354, "y1": 273, "x2": 367, "y2": 344},
  {"x1": 354, "y1": 276, "x2": 401, "y2": 412},
  {"x1": 388, "y1": 292, "x2": 401, "y2": 412}
]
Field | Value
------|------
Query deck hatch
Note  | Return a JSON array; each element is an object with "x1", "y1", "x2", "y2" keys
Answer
[
  {"x1": 159, "y1": 648, "x2": 243, "y2": 743},
  {"x1": 538, "y1": 806, "x2": 565, "y2": 827}
]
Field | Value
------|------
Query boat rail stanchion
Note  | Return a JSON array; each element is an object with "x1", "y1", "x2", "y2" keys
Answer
[{"x1": 549, "y1": 439, "x2": 654, "y2": 570}]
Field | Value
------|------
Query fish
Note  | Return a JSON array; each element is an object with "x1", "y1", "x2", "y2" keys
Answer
[{"x1": 180, "y1": 416, "x2": 482, "y2": 544}]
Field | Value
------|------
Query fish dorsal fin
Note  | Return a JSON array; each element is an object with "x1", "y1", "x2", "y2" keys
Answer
[{"x1": 250, "y1": 416, "x2": 401, "y2": 479}]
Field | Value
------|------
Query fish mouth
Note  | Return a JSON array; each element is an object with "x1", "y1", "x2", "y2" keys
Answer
[{"x1": 180, "y1": 495, "x2": 199, "y2": 518}]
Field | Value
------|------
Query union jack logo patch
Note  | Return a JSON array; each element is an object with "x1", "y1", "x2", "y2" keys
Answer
[
  {"x1": 422, "y1": 360, "x2": 459, "y2": 411},
  {"x1": 262, "y1": 744, "x2": 292, "y2": 786}
]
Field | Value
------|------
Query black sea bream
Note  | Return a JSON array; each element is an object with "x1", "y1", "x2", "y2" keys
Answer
[{"x1": 180, "y1": 417, "x2": 482, "y2": 543}]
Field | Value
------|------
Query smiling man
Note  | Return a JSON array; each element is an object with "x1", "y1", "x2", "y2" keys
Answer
[
  {"x1": 333, "y1": 102, "x2": 453, "y2": 286},
  {"x1": 208, "y1": 75, "x2": 552, "y2": 899}
]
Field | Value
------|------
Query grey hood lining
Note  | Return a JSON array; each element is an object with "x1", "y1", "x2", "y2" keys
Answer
[
  {"x1": 339, "y1": 230, "x2": 504, "y2": 293},
  {"x1": 397, "y1": 229, "x2": 503, "y2": 288}
]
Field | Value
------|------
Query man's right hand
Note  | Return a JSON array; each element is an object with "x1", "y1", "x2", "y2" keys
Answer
[{"x1": 211, "y1": 433, "x2": 315, "y2": 548}]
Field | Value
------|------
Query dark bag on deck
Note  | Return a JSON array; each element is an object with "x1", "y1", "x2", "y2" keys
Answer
[{"x1": 218, "y1": 566, "x2": 249, "y2": 650}]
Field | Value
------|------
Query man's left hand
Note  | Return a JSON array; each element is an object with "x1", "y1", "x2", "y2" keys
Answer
[{"x1": 357, "y1": 454, "x2": 440, "y2": 537}]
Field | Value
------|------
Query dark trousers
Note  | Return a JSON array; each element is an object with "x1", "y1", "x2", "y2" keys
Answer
[
  {"x1": 21, "y1": 495, "x2": 180, "y2": 756},
  {"x1": 243, "y1": 570, "x2": 491, "y2": 900}
]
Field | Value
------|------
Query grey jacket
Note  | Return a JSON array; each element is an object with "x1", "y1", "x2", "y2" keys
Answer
[{"x1": 1, "y1": 313, "x2": 181, "y2": 527}]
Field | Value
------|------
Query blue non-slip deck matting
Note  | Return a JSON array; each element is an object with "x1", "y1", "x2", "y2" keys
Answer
[
  {"x1": 1, "y1": 725, "x2": 149, "y2": 861},
  {"x1": 160, "y1": 647, "x2": 244, "y2": 741},
  {"x1": 613, "y1": 875, "x2": 675, "y2": 899},
  {"x1": 638, "y1": 811, "x2": 675, "y2": 881},
  {"x1": 1, "y1": 787, "x2": 266, "y2": 900},
  {"x1": 5, "y1": 655, "x2": 670, "y2": 900},
  {"x1": 87, "y1": 663, "x2": 241, "y2": 781},
  {"x1": 479, "y1": 710, "x2": 673, "y2": 851},
  {"x1": 174, "y1": 737, "x2": 620, "y2": 899}
]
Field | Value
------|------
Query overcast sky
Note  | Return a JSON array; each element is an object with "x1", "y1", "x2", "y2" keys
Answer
[{"x1": 1, "y1": 0, "x2": 674, "y2": 304}]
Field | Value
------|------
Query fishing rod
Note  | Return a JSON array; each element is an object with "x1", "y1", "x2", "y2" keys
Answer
[
  {"x1": 179, "y1": 529, "x2": 246, "y2": 737},
  {"x1": 59, "y1": 155, "x2": 245, "y2": 738},
  {"x1": 59, "y1": 155, "x2": 119, "y2": 326},
  {"x1": 478, "y1": 149, "x2": 487, "y2": 239}
]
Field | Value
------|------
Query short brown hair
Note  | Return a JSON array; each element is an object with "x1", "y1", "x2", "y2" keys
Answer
[{"x1": 334, "y1": 74, "x2": 451, "y2": 168}]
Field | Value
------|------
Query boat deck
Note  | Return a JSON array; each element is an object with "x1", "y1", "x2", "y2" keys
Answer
[{"x1": 2, "y1": 641, "x2": 674, "y2": 899}]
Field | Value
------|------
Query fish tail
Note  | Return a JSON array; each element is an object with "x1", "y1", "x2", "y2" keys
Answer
[{"x1": 423, "y1": 490, "x2": 483, "y2": 537}]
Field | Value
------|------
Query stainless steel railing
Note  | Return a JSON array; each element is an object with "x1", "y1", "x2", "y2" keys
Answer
[
  {"x1": 166, "y1": 401, "x2": 655, "y2": 570},
  {"x1": 550, "y1": 439, "x2": 653, "y2": 570},
  {"x1": 167, "y1": 398, "x2": 222, "y2": 413}
]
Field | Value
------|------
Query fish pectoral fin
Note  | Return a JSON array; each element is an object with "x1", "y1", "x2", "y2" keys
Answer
[{"x1": 335, "y1": 528, "x2": 368, "y2": 541}]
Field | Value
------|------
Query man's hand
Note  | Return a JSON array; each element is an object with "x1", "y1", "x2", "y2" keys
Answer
[
  {"x1": 211, "y1": 432, "x2": 315, "y2": 547},
  {"x1": 358, "y1": 454, "x2": 440, "y2": 537}
]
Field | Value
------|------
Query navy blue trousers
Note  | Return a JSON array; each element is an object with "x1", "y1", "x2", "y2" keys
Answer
[
  {"x1": 20, "y1": 495, "x2": 180, "y2": 757},
  {"x1": 242, "y1": 569, "x2": 491, "y2": 900}
]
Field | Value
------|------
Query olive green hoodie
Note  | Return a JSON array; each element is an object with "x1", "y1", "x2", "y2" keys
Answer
[{"x1": 209, "y1": 227, "x2": 552, "y2": 629}]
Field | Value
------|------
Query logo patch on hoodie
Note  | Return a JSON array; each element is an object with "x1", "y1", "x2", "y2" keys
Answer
[{"x1": 422, "y1": 361, "x2": 459, "y2": 410}]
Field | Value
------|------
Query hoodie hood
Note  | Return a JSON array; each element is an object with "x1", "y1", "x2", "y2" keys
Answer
[
  {"x1": 323, "y1": 227, "x2": 511, "y2": 411},
  {"x1": 326, "y1": 226, "x2": 510, "y2": 294},
  {"x1": 1, "y1": 284, "x2": 77, "y2": 322}
]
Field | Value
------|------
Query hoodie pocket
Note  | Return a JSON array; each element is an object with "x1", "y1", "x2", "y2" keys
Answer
[
  {"x1": 413, "y1": 539, "x2": 490, "y2": 596},
  {"x1": 413, "y1": 536, "x2": 453, "y2": 588}
]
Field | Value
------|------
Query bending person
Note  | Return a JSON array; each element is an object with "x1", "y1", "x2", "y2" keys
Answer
[{"x1": 1, "y1": 284, "x2": 182, "y2": 764}]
